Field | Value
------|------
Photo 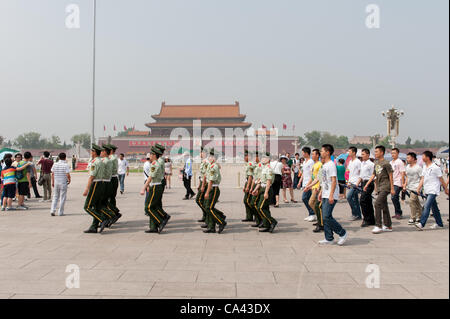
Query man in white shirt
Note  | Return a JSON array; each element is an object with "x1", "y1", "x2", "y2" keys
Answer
[
  {"x1": 318, "y1": 144, "x2": 348, "y2": 246},
  {"x1": 346, "y1": 147, "x2": 362, "y2": 221},
  {"x1": 143, "y1": 153, "x2": 152, "y2": 200},
  {"x1": 298, "y1": 147, "x2": 315, "y2": 220},
  {"x1": 50, "y1": 153, "x2": 71, "y2": 216},
  {"x1": 390, "y1": 148, "x2": 406, "y2": 219},
  {"x1": 415, "y1": 151, "x2": 449, "y2": 230},
  {"x1": 118, "y1": 153, "x2": 129, "y2": 194},
  {"x1": 356, "y1": 148, "x2": 375, "y2": 227},
  {"x1": 404, "y1": 152, "x2": 423, "y2": 225}
]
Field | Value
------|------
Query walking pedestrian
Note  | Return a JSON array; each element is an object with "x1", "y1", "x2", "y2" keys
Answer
[
  {"x1": 346, "y1": 147, "x2": 362, "y2": 221},
  {"x1": 390, "y1": 148, "x2": 406, "y2": 219},
  {"x1": 298, "y1": 147, "x2": 315, "y2": 221},
  {"x1": 404, "y1": 152, "x2": 423, "y2": 225},
  {"x1": 117, "y1": 153, "x2": 129, "y2": 194},
  {"x1": 356, "y1": 149, "x2": 376, "y2": 227},
  {"x1": 50, "y1": 153, "x2": 71, "y2": 216},
  {"x1": 38, "y1": 151, "x2": 53, "y2": 202},
  {"x1": 415, "y1": 151, "x2": 449, "y2": 230},
  {"x1": 182, "y1": 152, "x2": 195, "y2": 200},
  {"x1": 364, "y1": 145, "x2": 395, "y2": 234}
]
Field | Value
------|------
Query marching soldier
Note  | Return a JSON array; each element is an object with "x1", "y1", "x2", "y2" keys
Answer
[
  {"x1": 140, "y1": 146, "x2": 169, "y2": 233},
  {"x1": 196, "y1": 147, "x2": 210, "y2": 227},
  {"x1": 100, "y1": 145, "x2": 117, "y2": 225},
  {"x1": 108, "y1": 144, "x2": 122, "y2": 222},
  {"x1": 154, "y1": 144, "x2": 167, "y2": 190},
  {"x1": 203, "y1": 149, "x2": 227, "y2": 234},
  {"x1": 243, "y1": 150, "x2": 255, "y2": 222},
  {"x1": 250, "y1": 152, "x2": 264, "y2": 228},
  {"x1": 254, "y1": 152, "x2": 278, "y2": 233},
  {"x1": 83, "y1": 144, "x2": 110, "y2": 234}
]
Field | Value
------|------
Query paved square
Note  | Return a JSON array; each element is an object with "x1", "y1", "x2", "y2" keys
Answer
[{"x1": 0, "y1": 171, "x2": 448, "y2": 299}]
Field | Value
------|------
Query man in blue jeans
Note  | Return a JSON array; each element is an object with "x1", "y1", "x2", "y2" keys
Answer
[
  {"x1": 318, "y1": 144, "x2": 348, "y2": 246},
  {"x1": 415, "y1": 151, "x2": 449, "y2": 230},
  {"x1": 346, "y1": 146, "x2": 362, "y2": 221},
  {"x1": 298, "y1": 147, "x2": 316, "y2": 222}
]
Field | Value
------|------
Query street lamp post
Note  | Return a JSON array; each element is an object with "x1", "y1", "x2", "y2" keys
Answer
[
  {"x1": 91, "y1": 0, "x2": 97, "y2": 148},
  {"x1": 381, "y1": 106, "x2": 404, "y2": 149}
]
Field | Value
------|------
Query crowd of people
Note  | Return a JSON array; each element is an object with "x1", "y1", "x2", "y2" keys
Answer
[
  {"x1": 242, "y1": 145, "x2": 449, "y2": 243},
  {"x1": 0, "y1": 151, "x2": 71, "y2": 215},
  {"x1": 1, "y1": 143, "x2": 449, "y2": 245}
]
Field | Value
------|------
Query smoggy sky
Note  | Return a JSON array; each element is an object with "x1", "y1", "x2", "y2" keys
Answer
[{"x1": 0, "y1": 0, "x2": 448, "y2": 143}]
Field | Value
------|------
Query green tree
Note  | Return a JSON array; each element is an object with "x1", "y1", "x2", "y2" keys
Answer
[
  {"x1": 405, "y1": 136, "x2": 412, "y2": 146},
  {"x1": 304, "y1": 131, "x2": 322, "y2": 148},
  {"x1": 71, "y1": 133, "x2": 91, "y2": 150},
  {"x1": 14, "y1": 132, "x2": 46, "y2": 149}
]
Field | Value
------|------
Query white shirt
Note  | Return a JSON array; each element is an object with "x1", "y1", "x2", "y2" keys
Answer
[
  {"x1": 143, "y1": 161, "x2": 151, "y2": 182},
  {"x1": 406, "y1": 164, "x2": 422, "y2": 191},
  {"x1": 321, "y1": 160, "x2": 340, "y2": 200},
  {"x1": 347, "y1": 158, "x2": 362, "y2": 185},
  {"x1": 270, "y1": 161, "x2": 283, "y2": 175},
  {"x1": 118, "y1": 159, "x2": 129, "y2": 175},
  {"x1": 360, "y1": 160, "x2": 375, "y2": 181},
  {"x1": 422, "y1": 163, "x2": 443, "y2": 195},
  {"x1": 302, "y1": 159, "x2": 314, "y2": 187},
  {"x1": 51, "y1": 161, "x2": 70, "y2": 185}
]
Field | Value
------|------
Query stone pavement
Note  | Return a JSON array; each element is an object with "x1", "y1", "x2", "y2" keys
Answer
[{"x1": 0, "y1": 173, "x2": 448, "y2": 299}]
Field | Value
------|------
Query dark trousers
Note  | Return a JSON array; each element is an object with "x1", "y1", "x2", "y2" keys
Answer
[
  {"x1": 243, "y1": 181, "x2": 254, "y2": 221},
  {"x1": 27, "y1": 177, "x2": 41, "y2": 198},
  {"x1": 84, "y1": 182, "x2": 108, "y2": 228},
  {"x1": 271, "y1": 175, "x2": 282, "y2": 205},
  {"x1": 391, "y1": 185, "x2": 403, "y2": 216},
  {"x1": 183, "y1": 175, "x2": 195, "y2": 198},
  {"x1": 360, "y1": 181, "x2": 375, "y2": 224},
  {"x1": 204, "y1": 187, "x2": 226, "y2": 230},
  {"x1": 196, "y1": 187, "x2": 208, "y2": 222},
  {"x1": 109, "y1": 176, "x2": 120, "y2": 213},
  {"x1": 302, "y1": 189, "x2": 314, "y2": 216},
  {"x1": 101, "y1": 182, "x2": 117, "y2": 219},
  {"x1": 322, "y1": 199, "x2": 346, "y2": 241},
  {"x1": 375, "y1": 190, "x2": 392, "y2": 228},
  {"x1": 257, "y1": 188, "x2": 277, "y2": 228},
  {"x1": 144, "y1": 184, "x2": 164, "y2": 230},
  {"x1": 419, "y1": 194, "x2": 443, "y2": 227}
]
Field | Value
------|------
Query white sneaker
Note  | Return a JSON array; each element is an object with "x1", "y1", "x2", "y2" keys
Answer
[
  {"x1": 306, "y1": 215, "x2": 317, "y2": 222},
  {"x1": 429, "y1": 224, "x2": 444, "y2": 230},
  {"x1": 318, "y1": 239, "x2": 335, "y2": 245},
  {"x1": 382, "y1": 225, "x2": 393, "y2": 232},
  {"x1": 304, "y1": 216, "x2": 312, "y2": 221},
  {"x1": 372, "y1": 226, "x2": 383, "y2": 234},
  {"x1": 414, "y1": 223, "x2": 424, "y2": 231},
  {"x1": 408, "y1": 219, "x2": 415, "y2": 225},
  {"x1": 16, "y1": 206, "x2": 28, "y2": 210},
  {"x1": 337, "y1": 232, "x2": 348, "y2": 246}
]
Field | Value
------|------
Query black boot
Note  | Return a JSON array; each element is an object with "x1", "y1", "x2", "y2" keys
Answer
[
  {"x1": 269, "y1": 221, "x2": 278, "y2": 233},
  {"x1": 313, "y1": 225, "x2": 324, "y2": 233},
  {"x1": 99, "y1": 220, "x2": 109, "y2": 233},
  {"x1": 218, "y1": 222, "x2": 227, "y2": 234},
  {"x1": 201, "y1": 224, "x2": 208, "y2": 228},
  {"x1": 145, "y1": 229, "x2": 158, "y2": 233},
  {"x1": 203, "y1": 228, "x2": 216, "y2": 233}
]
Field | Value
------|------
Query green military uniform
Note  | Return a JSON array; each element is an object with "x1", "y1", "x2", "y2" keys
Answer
[
  {"x1": 155, "y1": 144, "x2": 167, "y2": 190},
  {"x1": 100, "y1": 151, "x2": 117, "y2": 221},
  {"x1": 243, "y1": 154, "x2": 255, "y2": 222},
  {"x1": 108, "y1": 144, "x2": 120, "y2": 215},
  {"x1": 257, "y1": 160, "x2": 278, "y2": 232},
  {"x1": 196, "y1": 156, "x2": 210, "y2": 224},
  {"x1": 204, "y1": 153, "x2": 227, "y2": 233},
  {"x1": 250, "y1": 161, "x2": 264, "y2": 226},
  {"x1": 144, "y1": 147, "x2": 169, "y2": 233},
  {"x1": 84, "y1": 145, "x2": 109, "y2": 233}
]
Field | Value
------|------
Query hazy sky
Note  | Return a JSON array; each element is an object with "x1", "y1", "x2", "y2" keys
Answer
[{"x1": 1, "y1": 0, "x2": 448, "y2": 143}]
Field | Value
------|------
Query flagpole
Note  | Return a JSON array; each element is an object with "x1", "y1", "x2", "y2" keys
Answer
[{"x1": 91, "y1": 0, "x2": 97, "y2": 147}]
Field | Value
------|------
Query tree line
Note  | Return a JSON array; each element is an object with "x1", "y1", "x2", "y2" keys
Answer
[{"x1": 0, "y1": 131, "x2": 447, "y2": 151}]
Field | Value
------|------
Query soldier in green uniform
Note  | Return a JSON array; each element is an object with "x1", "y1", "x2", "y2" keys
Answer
[
  {"x1": 83, "y1": 144, "x2": 110, "y2": 234},
  {"x1": 254, "y1": 152, "x2": 278, "y2": 233},
  {"x1": 196, "y1": 147, "x2": 210, "y2": 227},
  {"x1": 203, "y1": 149, "x2": 227, "y2": 234},
  {"x1": 154, "y1": 144, "x2": 167, "y2": 191},
  {"x1": 107, "y1": 144, "x2": 122, "y2": 223},
  {"x1": 140, "y1": 146, "x2": 168, "y2": 233},
  {"x1": 242, "y1": 150, "x2": 255, "y2": 222},
  {"x1": 250, "y1": 152, "x2": 264, "y2": 228},
  {"x1": 100, "y1": 145, "x2": 117, "y2": 225},
  {"x1": 153, "y1": 144, "x2": 171, "y2": 226}
]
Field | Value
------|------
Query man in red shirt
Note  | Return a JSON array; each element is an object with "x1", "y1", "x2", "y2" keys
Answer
[{"x1": 38, "y1": 151, "x2": 54, "y2": 201}]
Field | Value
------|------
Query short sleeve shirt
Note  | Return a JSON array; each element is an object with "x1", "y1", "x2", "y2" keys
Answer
[
  {"x1": 207, "y1": 163, "x2": 221, "y2": 184},
  {"x1": 89, "y1": 158, "x2": 104, "y2": 179},
  {"x1": 149, "y1": 160, "x2": 164, "y2": 183},
  {"x1": 348, "y1": 158, "x2": 362, "y2": 185},
  {"x1": 245, "y1": 161, "x2": 255, "y2": 177},
  {"x1": 390, "y1": 159, "x2": 406, "y2": 187},
  {"x1": 312, "y1": 161, "x2": 323, "y2": 190},
  {"x1": 406, "y1": 164, "x2": 422, "y2": 191},
  {"x1": 260, "y1": 164, "x2": 275, "y2": 185},
  {"x1": 321, "y1": 161, "x2": 340, "y2": 200},
  {"x1": 302, "y1": 159, "x2": 314, "y2": 187},
  {"x1": 254, "y1": 162, "x2": 263, "y2": 182},
  {"x1": 17, "y1": 160, "x2": 29, "y2": 183},
  {"x1": 375, "y1": 159, "x2": 393, "y2": 192},
  {"x1": 200, "y1": 160, "x2": 209, "y2": 179},
  {"x1": 422, "y1": 163, "x2": 443, "y2": 195},
  {"x1": 110, "y1": 155, "x2": 119, "y2": 176},
  {"x1": 102, "y1": 157, "x2": 113, "y2": 181}
]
